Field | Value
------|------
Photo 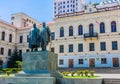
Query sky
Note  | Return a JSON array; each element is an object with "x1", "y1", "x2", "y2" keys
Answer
[{"x1": 0, "y1": 0, "x2": 102, "y2": 23}]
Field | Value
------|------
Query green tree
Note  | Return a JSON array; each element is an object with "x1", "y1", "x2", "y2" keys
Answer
[{"x1": 7, "y1": 47, "x2": 22, "y2": 68}]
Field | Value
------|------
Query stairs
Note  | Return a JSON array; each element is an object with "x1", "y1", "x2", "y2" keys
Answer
[{"x1": 103, "y1": 79, "x2": 120, "y2": 84}]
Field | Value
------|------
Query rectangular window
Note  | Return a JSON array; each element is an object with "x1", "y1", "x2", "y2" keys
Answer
[
  {"x1": 67, "y1": 9, "x2": 69, "y2": 12},
  {"x1": 27, "y1": 35, "x2": 29, "y2": 42},
  {"x1": 19, "y1": 36, "x2": 23, "y2": 43},
  {"x1": 51, "y1": 32, "x2": 55, "y2": 40},
  {"x1": 26, "y1": 49, "x2": 29, "y2": 52},
  {"x1": 100, "y1": 42, "x2": 106, "y2": 51},
  {"x1": 78, "y1": 44, "x2": 83, "y2": 52},
  {"x1": 51, "y1": 48, "x2": 54, "y2": 53},
  {"x1": 67, "y1": 5, "x2": 69, "y2": 8},
  {"x1": 78, "y1": 59, "x2": 84, "y2": 64},
  {"x1": 112, "y1": 41, "x2": 118, "y2": 50},
  {"x1": 100, "y1": 27, "x2": 105, "y2": 33},
  {"x1": 59, "y1": 59, "x2": 64, "y2": 65},
  {"x1": 0, "y1": 47, "x2": 4, "y2": 55},
  {"x1": 19, "y1": 50, "x2": 22, "y2": 56},
  {"x1": 59, "y1": 45, "x2": 64, "y2": 53},
  {"x1": 101, "y1": 58, "x2": 107, "y2": 64},
  {"x1": 89, "y1": 43, "x2": 94, "y2": 51},
  {"x1": 69, "y1": 44, "x2": 73, "y2": 52},
  {"x1": 8, "y1": 49, "x2": 12, "y2": 56},
  {"x1": 11, "y1": 17, "x2": 14, "y2": 20}
]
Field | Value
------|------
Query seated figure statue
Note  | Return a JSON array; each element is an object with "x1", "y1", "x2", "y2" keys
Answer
[{"x1": 28, "y1": 23, "x2": 40, "y2": 51}]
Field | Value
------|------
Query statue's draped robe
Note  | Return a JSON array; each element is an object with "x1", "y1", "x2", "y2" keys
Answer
[{"x1": 29, "y1": 27, "x2": 40, "y2": 48}]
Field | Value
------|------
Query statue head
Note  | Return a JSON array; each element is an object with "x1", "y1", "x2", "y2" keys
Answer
[
  {"x1": 42, "y1": 22, "x2": 46, "y2": 28},
  {"x1": 33, "y1": 23, "x2": 36, "y2": 28}
]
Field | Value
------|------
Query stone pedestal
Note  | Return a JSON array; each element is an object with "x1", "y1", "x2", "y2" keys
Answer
[
  {"x1": 6, "y1": 77, "x2": 56, "y2": 84},
  {"x1": 22, "y1": 51, "x2": 58, "y2": 74},
  {"x1": 22, "y1": 51, "x2": 62, "y2": 78},
  {"x1": 7, "y1": 51, "x2": 62, "y2": 84}
]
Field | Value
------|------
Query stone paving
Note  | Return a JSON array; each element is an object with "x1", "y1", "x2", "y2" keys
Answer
[
  {"x1": 0, "y1": 73, "x2": 120, "y2": 79},
  {"x1": 95, "y1": 74, "x2": 120, "y2": 78}
]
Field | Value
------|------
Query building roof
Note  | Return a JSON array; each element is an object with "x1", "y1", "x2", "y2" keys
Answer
[
  {"x1": 11, "y1": 12, "x2": 40, "y2": 23},
  {"x1": 18, "y1": 22, "x2": 55, "y2": 30},
  {"x1": 0, "y1": 19, "x2": 18, "y2": 29},
  {"x1": 100, "y1": 0, "x2": 120, "y2": 5},
  {"x1": 97, "y1": 0, "x2": 120, "y2": 8},
  {"x1": 46, "y1": 21, "x2": 55, "y2": 26}
]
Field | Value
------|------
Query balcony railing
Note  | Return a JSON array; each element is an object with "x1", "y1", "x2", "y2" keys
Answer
[{"x1": 84, "y1": 32, "x2": 98, "y2": 38}]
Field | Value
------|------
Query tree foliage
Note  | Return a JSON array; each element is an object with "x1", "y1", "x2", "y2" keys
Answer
[{"x1": 7, "y1": 47, "x2": 22, "y2": 68}]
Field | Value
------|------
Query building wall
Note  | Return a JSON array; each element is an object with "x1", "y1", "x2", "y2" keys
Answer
[
  {"x1": 11, "y1": 13, "x2": 40, "y2": 28},
  {"x1": 0, "y1": 20, "x2": 16, "y2": 67},
  {"x1": 54, "y1": 8, "x2": 120, "y2": 68},
  {"x1": 0, "y1": 2, "x2": 120, "y2": 68},
  {"x1": 54, "y1": 0, "x2": 86, "y2": 15}
]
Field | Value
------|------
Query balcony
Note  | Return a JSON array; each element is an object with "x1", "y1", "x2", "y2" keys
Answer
[{"x1": 84, "y1": 32, "x2": 98, "y2": 40}]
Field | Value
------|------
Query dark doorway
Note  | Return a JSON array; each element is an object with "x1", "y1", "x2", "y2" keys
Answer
[
  {"x1": 113, "y1": 58, "x2": 119, "y2": 67},
  {"x1": 69, "y1": 59, "x2": 73, "y2": 68},
  {"x1": 89, "y1": 58, "x2": 95, "y2": 67}
]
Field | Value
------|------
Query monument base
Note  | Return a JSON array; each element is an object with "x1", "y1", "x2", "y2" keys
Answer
[
  {"x1": 6, "y1": 76, "x2": 56, "y2": 84},
  {"x1": 6, "y1": 51, "x2": 62, "y2": 84},
  {"x1": 22, "y1": 51, "x2": 62, "y2": 78}
]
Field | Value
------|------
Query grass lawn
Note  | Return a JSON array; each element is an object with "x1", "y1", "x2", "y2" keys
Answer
[
  {"x1": 0, "y1": 74, "x2": 15, "y2": 78},
  {"x1": 64, "y1": 76, "x2": 100, "y2": 79}
]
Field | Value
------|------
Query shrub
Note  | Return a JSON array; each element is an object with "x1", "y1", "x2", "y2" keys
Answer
[
  {"x1": 0, "y1": 70, "x2": 3, "y2": 74},
  {"x1": 12, "y1": 68, "x2": 18, "y2": 73},
  {"x1": 76, "y1": 71, "x2": 80, "y2": 76},
  {"x1": 90, "y1": 71, "x2": 94, "y2": 77},
  {"x1": 16, "y1": 61, "x2": 22, "y2": 68},
  {"x1": 17, "y1": 68, "x2": 22, "y2": 71},
  {"x1": 70, "y1": 71, "x2": 75, "y2": 77},
  {"x1": 2, "y1": 68, "x2": 7, "y2": 73},
  {"x1": 80, "y1": 71, "x2": 84, "y2": 76},
  {"x1": 62, "y1": 71, "x2": 69, "y2": 76},
  {"x1": 6, "y1": 70, "x2": 12, "y2": 76},
  {"x1": 84, "y1": 70, "x2": 89, "y2": 77},
  {"x1": 76, "y1": 71, "x2": 81, "y2": 76}
]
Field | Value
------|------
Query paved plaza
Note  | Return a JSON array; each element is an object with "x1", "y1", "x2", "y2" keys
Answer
[{"x1": 95, "y1": 74, "x2": 120, "y2": 78}]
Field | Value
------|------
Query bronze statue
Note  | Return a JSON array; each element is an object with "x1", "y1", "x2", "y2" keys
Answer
[
  {"x1": 40, "y1": 22, "x2": 51, "y2": 51},
  {"x1": 28, "y1": 23, "x2": 40, "y2": 51}
]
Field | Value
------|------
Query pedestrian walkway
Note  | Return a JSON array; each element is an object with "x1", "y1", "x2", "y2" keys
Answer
[{"x1": 95, "y1": 74, "x2": 120, "y2": 78}]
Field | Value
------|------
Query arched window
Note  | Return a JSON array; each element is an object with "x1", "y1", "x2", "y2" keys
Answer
[
  {"x1": 69, "y1": 26, "x2": 73, "y2": 36},
  {"x1": 9, "y1": 34, "x2": 12, "y2": 42},
  {"x1": 100, "y1": 22, "x2": 105, "y2": 33},
  {"x1": 60, "y1": 27, "x2": 64, "y2": 37},
  {"x1": 78, "y1": 25, "x2": 83, "y2": 35},
  {"x1": 89, "y1": 24, "x2": 94, "y2": 34},
  {"x1": 1, "y1": 31, "x2": 5, "y2": 41},
  {"x1": 111, "y1": 21, "x2": 116, "y2": 32}
]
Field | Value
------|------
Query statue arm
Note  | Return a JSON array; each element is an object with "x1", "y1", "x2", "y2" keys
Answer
[
  {"x1": 47, "y1": 26, "x2": 51, "y2": 36},
  {"x1": 46, "y1": 26, "x2": 51, "y2": 42}
]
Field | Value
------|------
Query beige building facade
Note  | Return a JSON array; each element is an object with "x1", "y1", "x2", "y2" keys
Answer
[
  {"x1": 54, "y1": 2, "x2": 120, "y2": 68},
  {"x1": 0, "y1": 1, "x2": 120, "y2": 68},
  {"x1": 0, "y1": 13, "x2": 55, "y2": 67}
]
